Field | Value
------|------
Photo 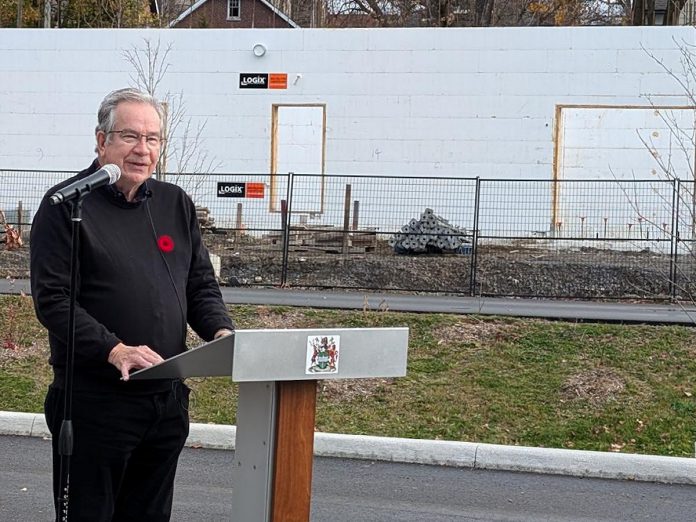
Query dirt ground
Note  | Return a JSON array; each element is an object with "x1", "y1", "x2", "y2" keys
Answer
[
  {"x1": 220, "y1": 245, "x2": 684, "y2": 299},
  {"x1": 2, "y1": 235, "x2": 692, "y2": 300}
]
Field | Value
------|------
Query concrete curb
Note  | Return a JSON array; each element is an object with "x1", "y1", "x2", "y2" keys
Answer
[
  {"x1": 5, "y1": 412, "x2": 696, "y2": 485},
  {"x1": 0, "y1": 411, "x2": 51, "y2": 438}
]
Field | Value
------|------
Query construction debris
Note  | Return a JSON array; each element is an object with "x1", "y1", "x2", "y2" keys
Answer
[
  {"x1": 263, "y1": 225, "x2": 377, "y2": 253},
  {"x1": 196, "y1": 206, "x2": 217, "y2": 232},
  {"x1": 0, "y1": 210, "x2": 22, "y2": 251}
]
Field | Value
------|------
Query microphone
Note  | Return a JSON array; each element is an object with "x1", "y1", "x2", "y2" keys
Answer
[{"x1": 50, "y1": 164, "x2": 121, "y2": 206}]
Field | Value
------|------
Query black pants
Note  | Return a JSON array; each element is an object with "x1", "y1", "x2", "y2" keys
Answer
[{"x1": 44, "y1": 382, "x2": 190, "y2": 522}]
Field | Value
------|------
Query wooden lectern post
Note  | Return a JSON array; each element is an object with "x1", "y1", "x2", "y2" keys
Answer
[{"x1": 272, "y1": 381, "x2": 317, "y2": 521}]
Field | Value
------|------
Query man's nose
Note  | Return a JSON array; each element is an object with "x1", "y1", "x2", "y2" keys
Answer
[{"x1": 132, "y1": 137, "x2": 150, "y2": 153}]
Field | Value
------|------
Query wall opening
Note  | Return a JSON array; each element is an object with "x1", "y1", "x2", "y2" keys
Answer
[{"x1": 270, "y1": 104, "x2": 326, "y2": 213}]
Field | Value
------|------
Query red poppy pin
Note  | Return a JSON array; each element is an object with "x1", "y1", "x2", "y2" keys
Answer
[{"x1": 157, "y1": 235, "x2": 175, "y2": 253}]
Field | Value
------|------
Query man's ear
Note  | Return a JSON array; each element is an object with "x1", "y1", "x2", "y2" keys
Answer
[{"x1": 96, "y1": 131, "x2": 107, "y2": 155}]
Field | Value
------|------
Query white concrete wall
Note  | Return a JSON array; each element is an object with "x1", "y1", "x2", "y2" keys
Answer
[
  {"x1": 0, "y1": 26, "x2": 693, "y2": 238},
  {"x1": 1, "y1": 27, "x2": 692, "y2": 176}
]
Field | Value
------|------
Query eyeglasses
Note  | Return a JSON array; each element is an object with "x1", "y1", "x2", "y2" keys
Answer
[{"x1": 107, "y1": 130, "x2": 165, "y2": 147}]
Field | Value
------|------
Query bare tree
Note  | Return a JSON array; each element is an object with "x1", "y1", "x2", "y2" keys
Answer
[
  {"x1": 664, "y1": 0, "x2": 689, "y2": 24},
  {"x1": 612, "y1": 38, "x2": 696, "y2": 303},
  {"x1": 620, "y1": 0, "x2": 688, "y2": 25},
  {"x1": 122, "y1": 38, "x2": 221, "y2": 202},
  {"x1": 45, "y1": 0, "x2": 154, "y2": 28},
  {"x1": 473, "y1": 0, "x2": 495, "y2": 25},
  {"x1": 322, "y1": 0, "x2": 632, "y2": 27}
]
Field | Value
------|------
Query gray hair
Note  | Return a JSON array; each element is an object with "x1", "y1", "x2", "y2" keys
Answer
[{"x1": 95, "y1": 88, "x2": 165, "y2": 139}]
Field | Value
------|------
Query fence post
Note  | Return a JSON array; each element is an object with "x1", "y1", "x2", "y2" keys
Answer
[
  {"x1": 670, "y1": 179, "x2": 680, "y2": 300},
  {"x1": 469, "y1": 178, "x2": 481, "y2": 297},
  {"x1": 342, "y1": 184, "x2": 352, "y2": 254},
  {"x1": 17, "y1": 200, "x2": 23, "y2": 237},
  {"x1": 551, "y1": 175, "x2": 560, "y2": 237},
  {"x1": 352, "y1": 200, "x2": 359, "y2": 231},
  {"x1": 280, "y1": 173, "x2": 294, "y2": 287},
  {"x1": 235, "y1": 203, "x2": 243, "y2": 242}
]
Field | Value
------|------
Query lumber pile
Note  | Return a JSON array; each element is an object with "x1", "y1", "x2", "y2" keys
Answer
[
  {"x1": 263, "y1": 225, "x2": 377, "y2": 253},
  {"x1": 196, "y1": 206, "x2": 216, "y2": 232}
]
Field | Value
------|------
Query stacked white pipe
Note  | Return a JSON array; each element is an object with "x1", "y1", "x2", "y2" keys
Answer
[{"x1": 389, "y1": 208, "x2": 470, "y2": 254}]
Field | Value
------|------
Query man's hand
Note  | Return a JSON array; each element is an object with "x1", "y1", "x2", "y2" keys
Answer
[
  {"x1": 214, "y1": 328, "x2": 233, "y2": 339},
  {"x1": 107, "y1": 343, "x2": 164, "y2": 381}
]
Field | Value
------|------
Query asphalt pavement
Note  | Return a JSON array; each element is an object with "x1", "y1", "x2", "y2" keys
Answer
[
  {"x1": 2, "y1": 279, "x2": 696, "y2": 487},
  {"x1": 4, "y1": 278, "x2": 696, "y2": 323},
  {"x1": 4, "y1": 435, "x2": 696, "y2": 521}
]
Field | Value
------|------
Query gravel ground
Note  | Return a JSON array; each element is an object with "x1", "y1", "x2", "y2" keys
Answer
[
  {"x1": 3, "y1": 240, "x2": 694, "y2": 300},
  {"x1": 218, "y1": 241, "x2": 693, "y2": 300}
]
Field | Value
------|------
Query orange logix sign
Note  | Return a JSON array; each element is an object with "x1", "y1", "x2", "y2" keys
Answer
[
  {"x1": 246, "y1": 182, "x2": 265, "y2": 198},
  {"x1": 269, "y1": 73, "x2": 288, "y2": 89}
]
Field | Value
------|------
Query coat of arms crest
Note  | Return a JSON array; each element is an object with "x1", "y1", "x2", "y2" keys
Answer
[{"x1": 306, "y1": 335, "x2": 340, "y2": 374}]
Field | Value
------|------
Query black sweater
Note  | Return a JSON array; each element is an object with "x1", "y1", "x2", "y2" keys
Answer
[{"x1": 30, "y1": 160, "x2": 234, "y2": 393}]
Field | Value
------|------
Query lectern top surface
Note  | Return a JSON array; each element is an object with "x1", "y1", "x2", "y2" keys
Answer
[{"x1": 129, "y1": 333, "x2": 235, "y2": 380}]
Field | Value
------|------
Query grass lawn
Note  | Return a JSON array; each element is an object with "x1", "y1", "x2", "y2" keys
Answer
[{"x1": 2, "y1": 295, "x2": 695, "y2": 457}]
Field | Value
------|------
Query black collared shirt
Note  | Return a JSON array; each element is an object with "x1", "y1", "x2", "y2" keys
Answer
[{"x1": 105, "y1": 179, "x2": 151, "y2": 203}]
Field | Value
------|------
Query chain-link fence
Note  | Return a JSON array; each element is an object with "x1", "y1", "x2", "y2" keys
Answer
[{"x1": 2, "y1": 169, "x2": 695, "y2": 301}]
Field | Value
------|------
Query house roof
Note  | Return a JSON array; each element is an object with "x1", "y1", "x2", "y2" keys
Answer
[{"x1": 169, "y1": 0, "x2": 299, "y2": 28}]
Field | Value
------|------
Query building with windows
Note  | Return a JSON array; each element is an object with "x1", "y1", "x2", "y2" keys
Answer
[
  {"x1": 650, "y1": 0, "x2": 696, "y2": 25},
  {"x1": 170, "y1": 0, "x2": 299, "y2": 28}
]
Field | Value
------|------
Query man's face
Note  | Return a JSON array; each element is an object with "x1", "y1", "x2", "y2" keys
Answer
[{"x1": 96, "y1": 101, "x2": 162, "y2": 191}]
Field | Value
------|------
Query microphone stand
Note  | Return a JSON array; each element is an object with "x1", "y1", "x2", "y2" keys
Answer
[{"x1": 57, "y1": 195, "x2": 85, "y2": 522}]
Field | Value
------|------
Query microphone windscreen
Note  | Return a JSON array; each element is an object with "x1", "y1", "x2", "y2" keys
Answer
[{"x1": 103, "y1": 164, "x2": 121, "y2": 184}]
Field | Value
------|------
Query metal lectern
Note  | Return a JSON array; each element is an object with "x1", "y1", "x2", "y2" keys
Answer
[{"x1": 130, "y1": 327, "x2": 409, "y2": 521}]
